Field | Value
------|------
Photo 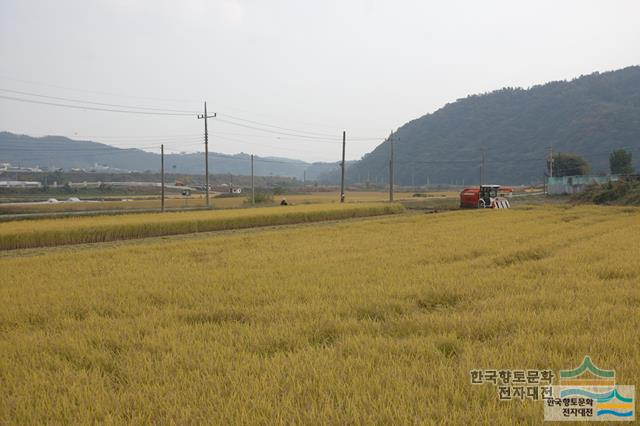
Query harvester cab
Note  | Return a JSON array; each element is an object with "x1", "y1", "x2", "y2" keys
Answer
[
  {"x1": 479, "y1": 185, "x2": 499, "y2": 208},
  {"x1": 460, "y1": 185, "x2": 511, "y2": 209}
]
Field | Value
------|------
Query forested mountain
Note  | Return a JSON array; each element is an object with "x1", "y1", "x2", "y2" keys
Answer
[
  {"x1": 0, "y1": 132, "x2": 338, "y2": 180},
  {"x1": 339, "y1": 66, "x2": 640, "y2": 185}
]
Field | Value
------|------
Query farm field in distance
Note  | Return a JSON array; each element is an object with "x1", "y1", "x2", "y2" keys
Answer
[
  {"x1": 1, "y1": 204, "x2": 638, "y2": 424},
  {"x1": 0, "y1": 191, "x2": 445, "y2": 215}
]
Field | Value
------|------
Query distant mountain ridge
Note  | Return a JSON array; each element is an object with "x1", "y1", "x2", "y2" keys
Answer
[
  {"x1": 0, "y1": 132, "x2": 337, "y2": 180},
  {"x1": 337, "y1": 66, "x2": 640, "y2": 185},
  {"x1": 5, "y1": 67, "x2": 640, "y2": 185}
]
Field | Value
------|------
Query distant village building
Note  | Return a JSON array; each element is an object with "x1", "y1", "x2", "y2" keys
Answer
[
  {"x1": 0, "y1": 180, "x2": 42, "y2": 188},
  {"x1": 0, "y1": 162, "x2": 42, "y2": 172},
  {"x1": 212, "y1": 184, "x2": 242, "y2": 194},
  {"x1": 547, "y1": 175, "x2": 619, "y2": 195}
]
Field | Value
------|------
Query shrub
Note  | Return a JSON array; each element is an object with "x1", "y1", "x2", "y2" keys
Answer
[
  {"x1": 248, "y1": 191, "x2": 273, "y2": 204},
  {"x1": 573, "y1": 179, "x2": 640, "y2": 205}
]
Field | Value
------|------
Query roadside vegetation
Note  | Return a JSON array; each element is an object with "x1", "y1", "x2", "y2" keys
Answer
[
  {"x1": 572, "y1": 178, "x2": 640, "y2": 205},
  {"x1": 244, "y1": 191, "x2": 273, "y2": 205}
]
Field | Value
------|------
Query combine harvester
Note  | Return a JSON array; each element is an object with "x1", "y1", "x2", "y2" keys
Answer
[{"x1": 459, "y1": 185, "x2": 512, "y2": 209}]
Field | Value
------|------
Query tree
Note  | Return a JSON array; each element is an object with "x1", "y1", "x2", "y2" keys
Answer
[
  {"x1": 609, "y1": 149, "x2": 634, "y2": 175},
  {"x1": 550, "y1": 153, "x2": 590, "y2": 177}
]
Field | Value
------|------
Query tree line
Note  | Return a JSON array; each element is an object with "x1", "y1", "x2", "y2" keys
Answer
[{"x1": 549, "y1": 149, "x2": 634, "y2": 177}]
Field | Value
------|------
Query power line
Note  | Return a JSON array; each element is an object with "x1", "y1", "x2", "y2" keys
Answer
[
  {"x1": 0, "y1": 135, "x2": 203, "y2": 143},
  {"x1": 215, "y1": 117, "x2": 346, "y2": 142},
  {"x1": 209, "y1": 134, "x2": 337, "y2": 159},
  {"x1": 0, "y1": 74, "x2": 199, "y2": 105},
  {"x1": 162, "y1": 141, "x2": 208, "y2": 150},
  {"x1": 205, "y1": 129, "x2": 378, "y2": 143},
  {"x1": 1, "y1": 145, "x2": 161, "y2": 154},
  {"x1": 0, "y1": 75, "x2": 389, "y2": 138},
  {"x1": 0, "y1": 88, "x2": 199, "y2": 114},
  {"x1": 80, "y1": 134, "x2": 202, "y2": 141},
  {"x1": 156, "y1": 150, "x2": 314, "y2": 165},
  {"x1": 0, "y1": 138, "x2": 203, "y2": 151},
  {"x1": 217, "y1": 112, "x2": 339, "y2": 138},
  {"x1": 0, "y1": 84, "x2": 386, "y2": 142},
  {"x1": 0, "y1": 93, "x2": 384, "y2": 142},
  {"x1": 215, "y1": 118, "x2": 384, "y2": 142},
  {"x1": 0, "y1": 133, "x2": 202, "y2": 141},
  {"x1": 0, "y1": 94, "x2": 194, "y2": 116}
]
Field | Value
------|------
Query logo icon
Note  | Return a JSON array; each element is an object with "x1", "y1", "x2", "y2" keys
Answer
[
  {"x1": 544, "y1": 356, "x2": 635, "y2": 421},
  {"x1": 559, "y1": 356, "x2": 615, "y2": 386}
]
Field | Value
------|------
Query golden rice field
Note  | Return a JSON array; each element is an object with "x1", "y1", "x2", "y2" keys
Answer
[
  {"x1": 0, "y1": 203, "x2": 403, "y2": 250},
  {"x1": 1, "y1": 204, "x2": 639, "y2": 424},
  {"x1": 0, "y1": 191, "x2": 432, "y2": 214}
]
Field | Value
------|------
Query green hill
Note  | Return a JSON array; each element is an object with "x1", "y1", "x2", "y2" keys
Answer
[{"x1": 344, "y1": 66, "x2": 640, "y2": 185}]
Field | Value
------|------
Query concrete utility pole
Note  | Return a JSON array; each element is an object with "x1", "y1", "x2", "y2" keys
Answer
[
  {"x1": 161, "y1": 144, "x2": 165, "y2": 212},
  {"x1": 197, "y1": 102, "x2": 216, "y2": 207},
  {"x1": 389, "y1": 132, "x2": 395, "y2": 202},
  {"x1": 480, "y1": 147, "x2": 486, "y2": 186},
  {"x1": 340, "y1": 130, "x2": 346, "y2": 202},
  {"x1": 545, "y1": 145, "x2": 554, "y2": 195},
  {"x1": 251, "y1": 154, "x2": 255, "y2": 205},
  {"x1": 411, "y1": 163, "x2": 415, "y2": 187}
]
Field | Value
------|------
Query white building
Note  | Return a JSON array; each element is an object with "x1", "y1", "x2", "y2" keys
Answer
[{"x1": 0, "y1": 180, "x2": 42, "y2": 188}]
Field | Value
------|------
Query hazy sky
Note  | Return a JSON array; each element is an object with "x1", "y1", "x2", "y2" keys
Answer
[{"x1": 1, "y1": 0, "x2": 639, "y2": 162}]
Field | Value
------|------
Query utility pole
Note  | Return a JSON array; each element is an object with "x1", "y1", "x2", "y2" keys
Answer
[
  {"x1": 303, "y1": 170, "x2": 306, "y2": 186},
  {"x1": 340, "y1": 130, "x2": 346, "y2": 202},
  {"x1": 161, "y1": 144, "x2": 165, "y2": 212},
  {"x1": 197, "y1": 102, "x2": 216, "y2": 208},
  {"x1": 545, "y1": 145, "x2": 554, "y2": 195},
  {"x1": 251, "y1": 154, "x2": 255, "y2": 205},
  {"x1": 411, "y1": 163, "x2": 415, "y2": 187},
  {"x1": 480, "y1": 147, "x2": 486, "y2": 186},
  {"x1": 389, "y1": 132, "x2": 395, "y2": 202}
]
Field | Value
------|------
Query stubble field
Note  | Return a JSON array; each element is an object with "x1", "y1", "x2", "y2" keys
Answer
[
  {"x1": 0, "y1": 204, "x2": 639, "y2": 424},
  {"x1": 0, "y1": 191, "x2": 434, "y2": 215}
]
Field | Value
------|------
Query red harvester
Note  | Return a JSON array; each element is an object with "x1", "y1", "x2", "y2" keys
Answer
[{"x1": 459, "y1": 185, "x2": 512, "y2": 209}]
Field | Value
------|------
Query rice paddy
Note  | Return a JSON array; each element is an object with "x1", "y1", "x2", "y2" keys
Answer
[
  {"x1": 0, "y1": 191, "x2": 432, "y2": 215},
  {"x1": 0, "y1": 203, "x2": 404, "y2": 250},
  {"x1": 0, "y1": 204, "x2": 638, "y2": 424}
]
